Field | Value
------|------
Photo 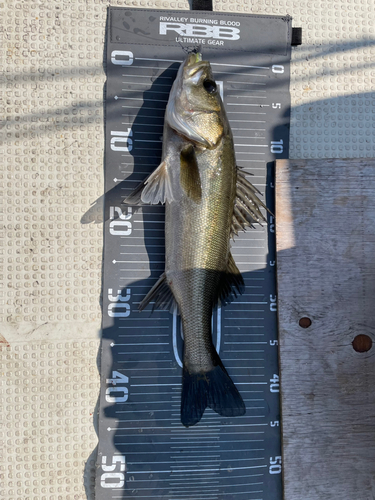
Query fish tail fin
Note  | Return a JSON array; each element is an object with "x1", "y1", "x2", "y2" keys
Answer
[
  {"x1": 181, "y1": 358, "x2": 246, "y2": 427},
  {"x1": 181, "y1": 368, "x2": 208, "y2": 428}
]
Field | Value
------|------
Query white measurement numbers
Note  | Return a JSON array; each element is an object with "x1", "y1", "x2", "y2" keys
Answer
[
  {"x1": 100, "y1": 455, "x2": 126, "y2": 489},
  {"x1": 109, "y1": 206, "x2": 132, "y2": 236},
  {"x1": 108, "y1": 288, "x2": 131, "y2": 318},
  {"x1": 269, "y1": 456, "x2": 282, "y2": 474},
  {"x1": 105, "y1": 370, "x2": 130, "y2": 403}
]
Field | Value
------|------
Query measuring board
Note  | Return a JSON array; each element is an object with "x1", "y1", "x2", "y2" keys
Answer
[{"x1": 97, "y1": 8, "x2": 291, "y2": 500}]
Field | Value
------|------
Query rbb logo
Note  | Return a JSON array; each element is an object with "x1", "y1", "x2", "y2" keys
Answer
[{"x1": 159, "y1": 22, "x2": 240, "y2": 40}]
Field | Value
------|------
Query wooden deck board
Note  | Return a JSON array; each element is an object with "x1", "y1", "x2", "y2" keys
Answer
[{"x1": 276, "y1": 159, "x2": 375, "y2": 500}]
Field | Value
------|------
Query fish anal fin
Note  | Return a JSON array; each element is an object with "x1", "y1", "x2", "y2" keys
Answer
[
  {"x1": 214, "y1": 253, "x2": 244, "y2": 306},
  {"x1": 123, "y1": 160, "x2": 174, "y2": 206},
  {"x1": 180, "y1": 144, "x2": 202, "y2": 203},
  {"x1": 139, "y1": 272, "x2": 177, "y2": 313}
]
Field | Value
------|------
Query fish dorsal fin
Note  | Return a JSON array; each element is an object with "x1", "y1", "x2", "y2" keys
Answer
[
  {"x1": 180, "y1": 144, "x2": 202, "y2": 203},
  {"x1": 124, "y1": 160, "x2": 175, "y2": 205},
  {"x1": 138, "y1": 272, "x2": 177, "y2": 313},
  {"x1": 231, "y1": 168, "x2": 270, "y2": 237},
  {"x1": 215, "y1": 253, "x2": 244, "y2": 306}
]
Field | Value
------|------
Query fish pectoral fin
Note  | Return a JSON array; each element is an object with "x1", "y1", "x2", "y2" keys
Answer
[
  {"x1": 139, "y1": 272, "x2": 177, "y2": 313},
  {"x1": 230, "y1": 167, "x2": 272, "y2": 237},
  {"x1": 123, "y1": 160, "x2": 175, "y2": 205},
  {"x1": 215, "y1": 253, "x2": 245, "y2": 306},
  {"x1": 180, "y1": 145, "x2": 202, "y2": 203}
]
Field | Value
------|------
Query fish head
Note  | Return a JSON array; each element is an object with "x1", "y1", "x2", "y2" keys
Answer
[{"x1": 166, "y1": 52, "x2": 226, "y2": 149}]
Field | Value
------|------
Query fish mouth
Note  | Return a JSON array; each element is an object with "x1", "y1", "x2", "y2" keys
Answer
[
  {"x1": 184, "y1": 53, "x2": 209, "y2": 79},
  {"x1": 185, "y1": 52, "x2": 204, "y2": 70},
  {"x1": 186, "y1": 52, "x2": 203, "y2": 66}
]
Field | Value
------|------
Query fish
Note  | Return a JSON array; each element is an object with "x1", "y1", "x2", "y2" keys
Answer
[{"x1": 124, "y1": 52, "x2": 268, "y2": 427}]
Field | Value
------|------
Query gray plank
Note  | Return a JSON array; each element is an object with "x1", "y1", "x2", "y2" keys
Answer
[{"x1": 276, "y1": 158, "x2": 375, "y2": 500}]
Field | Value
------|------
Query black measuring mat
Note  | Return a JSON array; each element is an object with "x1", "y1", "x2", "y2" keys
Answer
[{"x1": 96, "y1": 8, "x2": 291, "y2": 500}]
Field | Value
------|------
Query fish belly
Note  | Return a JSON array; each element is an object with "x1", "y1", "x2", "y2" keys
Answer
[{"x1": 165, "y1": 148, "x2": 234, "y2": 370}]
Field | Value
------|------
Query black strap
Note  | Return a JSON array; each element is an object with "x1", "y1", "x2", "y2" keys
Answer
[
  {"x1": 291, "y1": 27, "x2": 302, "y2": 46},
  {"x1": 191, "y1": 0, "x2": 213, "y2": 10}
]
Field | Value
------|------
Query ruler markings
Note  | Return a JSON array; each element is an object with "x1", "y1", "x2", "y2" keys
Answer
[
  {"x1": 211, "y1": 62, "x2": 269, "y2": 70},
  {"x1": 134, "y1": 139, "x2": 163, "y2": 143},
  {"x1": 169, "y1": 444, "x2": 221, "y2": 448},
  {"x1": 217, "y1": 71, "x2": 267, "y2": 77},
  {"x1": 126, "y1": 65, "x2": 179, "y2": 70},
  {"x1": 129, "y1": 460, "x2": 221, "y2": 466},
  {"x1": 121, "y1": 84, "x2": 171, "y2": 91},
  {"x1": 121, "y1": 106, "x2": 165, "y2": 111},
  {"x1": 227, "y1": 111, "x2": 266, "y2": 115},
  {"x1": 136, "y1": 57, "x2": 183, "y2": 63},
  {"x1": 120, "y1": 114, "x2": 163, "y2": 118},
  {"x1": 170, "y1": 474, "x2": 265, "y2": 481},
  {"x1": 130, "y1": 130, "x2": 164, "y2": 135},
  {"x1": 171, "y1": 458, "x2": 266, "y2": 466},
  {"x1": 126, "y1": 464, "x2": 267, "y2": 474},
  {"x1": 224, "y1": 341, "x2": 267, "y2": 344},
  {"x1": 117, "y1": 334, "x2": 170, "y2": 338},
  {"x1": 167, "y1": 495, "x2": 220, "y2": 499},
  {"x1": 233, "y1": 136, "x2": 266, "y2": 139},
  {"x1": 113, "y1": 442, "x2": 220, "y2": 447},
  {"x1": 116, "y1": 351, "x2": 170, "y2": 354},
  {"x1": 168, "y1": 488, "x2": 220, "y2": 492},
  {"x1": 229, "y1": 119, "x2": 266, "y2": 123},
  {"x1": 232, "y1": 128, "x2": 266, "y2": 131},
  {"x1": 117, "y1": 96, "x2": 168, "y2": 102},
  {"x1": 228, "y1": 94, "x2": 267, "y2": 98},
  {"x1": 122, "y1": 83, "x2": 171, "y2": 89},
  {"x1": 112, "y1": 317, "x2": 169, "y2": 321},
  {"x1": 111, "y1": 496, "x2": 218, "y2": 499},
  {"x1": 169, "y1": 490, "x2": 264, "y2": 496},
  {"x1": 234, "y1": 143, "x2": 268, "y2": 147},
  {"x1": 115, "y1": 326, "x2": 169, "y2": 331},
  {"x1": 169, "y1": 456, "x2": 221, "y2": 460},
  {"x1": 122, "y1": 73, "x2": 174, "y2": 79},
  {"x1": 114, "y1": 342, "x2": 169, "y2": 346}
]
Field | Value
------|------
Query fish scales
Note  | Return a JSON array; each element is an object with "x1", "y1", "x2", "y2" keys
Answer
[
  {"x1": 125, "y1": 52, "x2": 268, "y2": 427},
  {"x1": 166, "y1": 142, "x2": 235, "y2": 370}
]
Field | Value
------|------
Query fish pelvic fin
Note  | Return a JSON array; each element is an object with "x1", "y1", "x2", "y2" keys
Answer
[
  {"x1": 215, "y1": 253, "x2": 245, "y2": 306},
  {"x1": 231, "y1": 167, "x2": 272, "y2": 238},
  {"x1": 181, "y1": 359, "x2": 246, "y2": 427},
  {"x1": 123, "y1": 160, "x2": 175, "y2": 205},
  {"x1": 180, "y1": 144, "x2": 202, "y2": 204},
  {"x1": 138, "y1": 272, "x2": 177, "y2": 314}
]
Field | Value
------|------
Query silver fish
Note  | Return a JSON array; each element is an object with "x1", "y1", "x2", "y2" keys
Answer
[{"x1": 125, "y1": 52, "x2": 268, "y2": 427}]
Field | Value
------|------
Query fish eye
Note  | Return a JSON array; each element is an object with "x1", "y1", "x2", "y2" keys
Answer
[{"x1": 203, "y1": 79, "x2": 217, "y2": 94}]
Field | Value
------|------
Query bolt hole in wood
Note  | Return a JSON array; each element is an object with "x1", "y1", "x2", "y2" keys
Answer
[
  {"x1": 352, "y1": 334, "x2": 372, "y2": 353},
  {"x1": 299, "y1": 317, "x2": 312, "y2": 328}
]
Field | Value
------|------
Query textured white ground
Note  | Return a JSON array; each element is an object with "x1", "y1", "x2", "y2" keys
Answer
[{"x1": 1, "y1": 0, "x2": 374, "y2": 498}]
